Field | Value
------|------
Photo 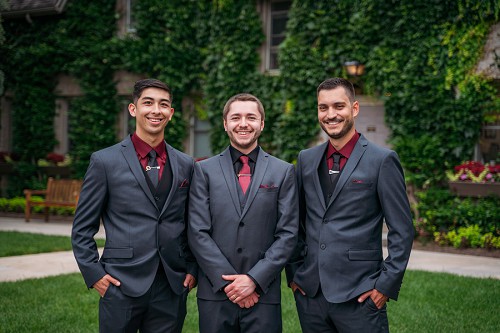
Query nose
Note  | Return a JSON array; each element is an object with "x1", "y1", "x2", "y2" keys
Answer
[
  {"x1": 326, "y1": 107, "x2": 337, "y2": 118},
  {"x1": 239, "y1": 117, "x2": 248, "y2": 127},
  {"x1": 152, "y1": 103, "x2": 161, "y2": 113}
]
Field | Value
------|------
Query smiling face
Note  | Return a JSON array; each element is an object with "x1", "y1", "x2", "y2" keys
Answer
[
  {"x1": 223, "y1": 100, "x2": 264, "y2": 154},
  {"x1": 318, "y1": 86, "x2": 359, "y2": 147},
  {"x1": 128, "y1": 87, "x2": 174, "y2": 146}
]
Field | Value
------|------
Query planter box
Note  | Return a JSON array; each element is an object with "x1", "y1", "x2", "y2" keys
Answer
[
  {"x1": 39, "y1": 166, "x2": 71, "y2": 178},
  {"x1": 448, "y1": 181, "x2": 500, "y2": 198}
]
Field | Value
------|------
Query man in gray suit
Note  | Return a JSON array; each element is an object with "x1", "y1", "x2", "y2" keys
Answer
[
  {"x1": 287, "y1": 78, "x2": 414, "y2": 333},
  {"x1": 72, "y1": 79, "x2": 197, "y2": 333},
  {"x1": 188, "y1": 93, "x2": 298, "y2": 333}
]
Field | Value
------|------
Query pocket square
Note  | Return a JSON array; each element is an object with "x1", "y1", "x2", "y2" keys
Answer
[
  {"x1": 352, "y1": 179, "x2": 364, "y2": 184},
  {"x1": 259, "y1": 184, "x2": 278, "y2": 189},
  {"x1": 179, "y1": 179, "x2": 189, "y2": 188}
]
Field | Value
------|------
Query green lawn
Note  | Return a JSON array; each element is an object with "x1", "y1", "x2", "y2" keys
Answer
[
  {"x1": 0, "y1": 271, "x2": 498, "y2": 333},
  {"x1": 1, "y1": 232, "x2": 498, "y2": 332},
  {"x1": 0, "y1": 231, "x2": 105, "y2": 257}
]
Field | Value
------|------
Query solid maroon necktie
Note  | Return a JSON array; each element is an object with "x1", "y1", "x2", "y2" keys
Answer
[{"x1": 238, "y1": 155, "x2": 251, "y2": 194}]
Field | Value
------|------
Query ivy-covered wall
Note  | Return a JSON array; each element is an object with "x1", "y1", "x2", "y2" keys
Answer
[
  {"x1": 0, "y1": 0, "x2": 6, "y2": 95},
  {"x1": 1, "y1": 0, "x2": 499, "y2": 196},
  {"x1": 278, "y1": 0, "x2": 500, "y2": 189},
  {"x1": 2, "y1": 1, "x2": 119, "y2": 194}
]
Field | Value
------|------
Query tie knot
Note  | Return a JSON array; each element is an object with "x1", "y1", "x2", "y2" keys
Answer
[
  {"x1": 148, "y1": 150, "x2": 157, "y2": 159},
  {"x1": 239, "y1": 155, "x2": 249, "y2": 164},
  {"x1": 332, "y1": 153, "x2": 341, "y2": 163}
]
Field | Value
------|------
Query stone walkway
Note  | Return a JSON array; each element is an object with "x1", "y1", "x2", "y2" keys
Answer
[{"x1": 0, "y1": 216, "x2": 499, "y2": 282}]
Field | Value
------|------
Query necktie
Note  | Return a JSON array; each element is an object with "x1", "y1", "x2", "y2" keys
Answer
[
  {"x1": 328, "y1": 153, "x2": 341, "y2": 189},
  {"x1": 147, "y1": 149, "x2": 159, "y2": 186},
  {"x1": 238, "y1": 155, "x2": 251, "y2": 194},
  {"x1": 328, "y1": 153, "x2": 341, "y2": 175}
]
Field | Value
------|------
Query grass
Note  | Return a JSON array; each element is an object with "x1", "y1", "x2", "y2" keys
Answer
[
  {"x1": 0, "y1": 271, "x2": 499, "y2": 333},
  {"x1": 0, "y1": 231, "x2": 105, "y2": 257}
]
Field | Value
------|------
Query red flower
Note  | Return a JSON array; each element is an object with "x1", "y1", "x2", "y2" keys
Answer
[{"x1": 46, "y1": 153, "x2": 65, "y2": 163}]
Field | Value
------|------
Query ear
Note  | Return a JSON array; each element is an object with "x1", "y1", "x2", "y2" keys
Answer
[
  {"x1": 167, "y1": 108, "x2": 175, "y2": 121},
  {"x1": 260, "y1": 120, "x2": 265, "y2": 131},
  {"x1": 128, "y1": 103, "x2": 137, "y2": 117},
  {"x1": 223, "y1": 118, "x2": 228, "y2": 132},
  {"x1": 352, "y1": 101, "x2": 360, "y2": 118}
]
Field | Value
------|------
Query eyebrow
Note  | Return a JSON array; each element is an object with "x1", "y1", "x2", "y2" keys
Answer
[{"x1": 141, "y1": 96, "x2": 171, "y2": 104}]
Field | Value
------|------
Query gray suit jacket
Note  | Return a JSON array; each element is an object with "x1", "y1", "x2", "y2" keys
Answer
[
  {"x1": 286, "y1": 134, "x2": 414, "y2": 303},
  {"x1": 72, "y1": 136, "x2": 197, "y2": 297},
  {"x1": 188, "y1": 147, "x2": 298, "y2": 304}
]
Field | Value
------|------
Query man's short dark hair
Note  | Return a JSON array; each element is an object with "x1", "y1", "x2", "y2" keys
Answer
[
  {"x1": 132, "y1": 79, "x2": 172, "y2": 103},
  {"x1": 223, "y1": 93, "x2": 265, "y2": 121},
  {"x1": 317, "y1": 78, "x2": 355, "y2": 103}
]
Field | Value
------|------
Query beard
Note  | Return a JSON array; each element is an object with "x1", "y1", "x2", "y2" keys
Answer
[
  {"x1": 320, "y1": 116, "x2": 354, "y2": 140},
  {"x1": 228, "y1": 129, "x2": 261, "y2": 152}
]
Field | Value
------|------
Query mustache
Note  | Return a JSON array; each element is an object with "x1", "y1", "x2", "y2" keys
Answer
[{"x1": 324, "y1": 116, "x2": 343, "y2": 122}]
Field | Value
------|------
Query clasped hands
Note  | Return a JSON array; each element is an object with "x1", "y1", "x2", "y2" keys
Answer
[{"x1": 222, "y1": 274, "x2": 260, "y2": 309}]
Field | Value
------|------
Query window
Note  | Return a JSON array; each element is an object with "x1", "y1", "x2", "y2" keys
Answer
[
  {"x1": 479, "y1": 121, "x2": 500, "y2": 164},
  {"x1": 188, "y1": 116, "x2": 212, "y2": 160},
  {"x1": 117, "y1": 99, "x2": 135, "y2": 139},
  {"x1": 126, "y1": 0, "x2": 137, "y2": 33},
  {"x1": 266, "y1": 0, "x2": 292, "y2": 71}
]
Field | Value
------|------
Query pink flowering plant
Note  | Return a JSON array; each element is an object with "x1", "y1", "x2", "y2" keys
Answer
[
  {"x1": 37, "y1": 152, "x2": 72, "y2": 167},
  {"x1": 446, "y1": 161, "x2": 500, "y2": 183}
]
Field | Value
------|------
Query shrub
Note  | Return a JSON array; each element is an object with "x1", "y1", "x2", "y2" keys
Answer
[
  {"x1": 434, "y1": 226, "x2": 500, "y2": 249},
  {"x1": 0, "y1": 197, "x2": 75, "y2": 216},
  {"x1": 415, "y1": 188, "x2": 499, "y2": 235}
]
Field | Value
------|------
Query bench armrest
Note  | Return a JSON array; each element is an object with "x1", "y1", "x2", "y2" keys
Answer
[{"x1": 24, "y1": 189, "x2": 48, "y2": 200}]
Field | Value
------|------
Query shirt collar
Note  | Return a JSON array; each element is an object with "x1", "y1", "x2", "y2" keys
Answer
[
  {"x1": 326, "y1": 131, "x2": 360, "y2": 158},
  {"x1": 229, "y1": 145, "x2": 260, "y2": 164},
  {"x1": 131, "y1": 133, "x2": 167, "y2": 161}
]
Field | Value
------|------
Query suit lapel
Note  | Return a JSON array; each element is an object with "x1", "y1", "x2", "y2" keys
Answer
[
  {"x1": 313, "y1": 142, "x2": 328, "y2": 211},
  {"x1": 326, "y1": 135, "x2": 368, "y2": 210},
  {"x1": 241, "y1": 147, "x2": 269, "y2": 218},
  {"x1": 219, "y1": 148, "x2": 242, "y2": 217},
  {"x1": 121, "y1": 137, "x2": 157, "y2": 207},
  {"x1": 159, "y1": 144, "x2": 178, "y2": 216}
]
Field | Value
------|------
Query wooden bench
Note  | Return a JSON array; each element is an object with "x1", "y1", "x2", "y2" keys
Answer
[{"x1": 24, "y1": 177, "x2": 83, "y2": 222}]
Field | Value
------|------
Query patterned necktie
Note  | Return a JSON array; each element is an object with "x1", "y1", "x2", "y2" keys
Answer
[
  {"x1": 238, "y1": 155, "x2": 251, "y2": 194},
  {"x1": 147, "y1": 149, "x2": 159, "y2": 185}
]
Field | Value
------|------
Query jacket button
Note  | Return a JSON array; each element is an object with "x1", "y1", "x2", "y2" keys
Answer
[
  {"x1": 155, "y1": 196, "x2": 160, "y2": 201},
  {"x1": 322, "y1": 219, "x2": 327, "y2": 224},
  {"x1": 237, "y1": 248, "x2": 243, "y2": 253},
  {"x1": 320, "y1": 244, "x2": 326, "y2": 250},
  {"x1": 239, "y1": 222, "x2": 244, "y2": 227}
]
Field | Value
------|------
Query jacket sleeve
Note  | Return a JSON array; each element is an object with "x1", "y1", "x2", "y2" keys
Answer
[
  {"x1": 285, "y1": 151, "x2": 307, "y2": 285},
  {"x1": 183, "y1": 158, "x2": 198, "y2": 278},
  {"x1": 187, "y1": 162, "x2": 238, "y2": 293},
  {"x1": 247, "y1": 163, "x2": 299, "y2": 293},
  {"x1": 375, "y1": 151, "x2": 414, "y2": 300},
  {"x1": 71, "y1": 153, "x2": 108, "y2": 289}
]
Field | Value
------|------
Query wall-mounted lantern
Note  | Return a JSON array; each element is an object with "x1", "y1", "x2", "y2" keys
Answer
[{"x1": 344, "y1": 61, "x2": 365, "y2": 76}]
